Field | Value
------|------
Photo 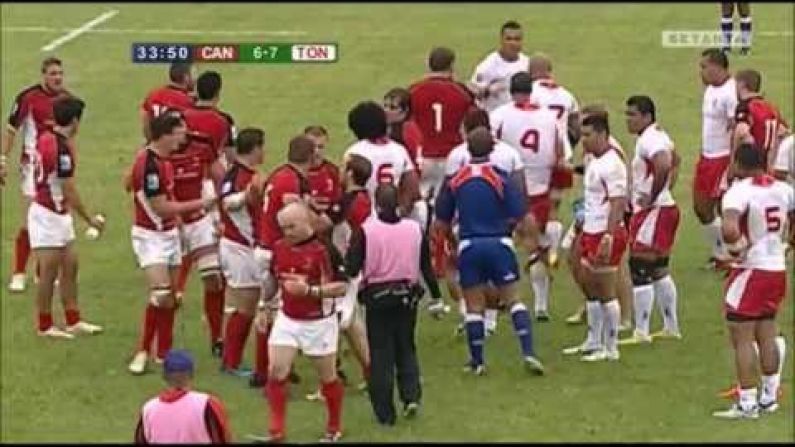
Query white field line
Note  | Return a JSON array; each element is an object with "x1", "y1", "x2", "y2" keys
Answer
[
  {"x1": 40, "y1": 10, "x2": 119, "y2": 52},
  {"x1": 4, "y1": 26, "x2": 307, "y2": 37}
]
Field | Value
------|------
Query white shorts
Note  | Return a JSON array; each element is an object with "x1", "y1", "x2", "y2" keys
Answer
[
  {"x1": 20, "y1": 157, "x2": 36, "y2": 199},
  {"x1": 335, "y1": 274, "x2": 361, "y2": 329},
  {"x1": 131, "y1": 226, "x2": 182, "y2": 269},
  {"x1": 419, "y1": 158, "x2": 447, "y2": 201},
  {"x1": 220, "y1": 238, "x2": 260, "y2": 289},
  {"x1": 28, "y1": 202, "x2": 75, "y2": 249},
  {"x1": 182, "y1": 214, "x2": 217, "y2": 254},
  {"x1": 268, "y1": 310, "x2": 339, "y2": 357}
]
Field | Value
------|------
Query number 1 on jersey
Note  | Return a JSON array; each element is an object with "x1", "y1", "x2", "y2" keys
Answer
[{"x1": 432, "y1": 102, "x2": 443, "y2": 133}]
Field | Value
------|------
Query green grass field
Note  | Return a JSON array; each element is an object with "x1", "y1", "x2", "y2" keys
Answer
[{"x1": 1, "y1": 3, "x2": 793, "y2": 442}]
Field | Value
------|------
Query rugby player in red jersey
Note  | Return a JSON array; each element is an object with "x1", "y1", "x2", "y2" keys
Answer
[
  {"x1": 173, "y1": 71, "x2": 237, "y2": 352},
  {"x1": 251, "y1": 202, "x2": 348, "y2": 443},
  {"x1": 249, "y1": 135, "x2": 317, "y2": 388},
  {"x1": 3, "y1": 57, "x2": 72, "y2": 293},
  {"x1": 29, "y1": 96, "x2": 104, "y2": 339},
  {"x1": 409, "y1": 48, "x2": 476, "y2": 317},
  {"x1": 732, "y1": 69, "x2": 789, "y2": 173},
  {"x1": 167, "y1": 117, "x2": 226, "y2": 358},
  {"x1": 218, "y1": 128, "x2": 266, "y2": 376},
  {"x1": 140, "y1": 62, "x2": 195, "y2": 140},
  {"x1": 127, "y1": 114, "x2": 218, "y2": 375}
]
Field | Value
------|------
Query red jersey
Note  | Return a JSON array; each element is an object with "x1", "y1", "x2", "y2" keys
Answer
[
  {"x1": 7, "y1": 84, "x2": 71, "y2": 162},
  {"x1": 736, "y1": 96, "x2": 788, "y2": 156},
  {"x1": 258, "y1": 164, "x2": 311, "y2": 249},
  {"x1": 168, "y1": 132, "x2": 216, "y2": 223},
  {"x1": 271, "y1": 237, "x2": 344, "y2": 320},
  {"x1": 131, "y1": 147, "x2": 177, "y2": 231},
  {"x1": 220, "y1": 162, "x2": 261, "y2": 247},
  {"x1": 182, "y1": 105, "x2": 236, "y2": 156},
  {"x1": 141, "y1": 84, "x2": 194, "y2": 120},
  {"x1": 343, "y1": 189, "x2": 372, "y2": 229},
  {"x1": 33, "y1": 130, "x2": 75, "y2": 214},
  {"x1": 307, "y1": 159, "x2": 343, "y2": 212},
  {"x1": 409, "y1": 75, "x2": 475, "y2": 158}
]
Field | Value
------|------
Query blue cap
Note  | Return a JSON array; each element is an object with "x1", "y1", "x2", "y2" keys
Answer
[{"x1": 163, "y1": 349, "x2": 194, "y2": 374}]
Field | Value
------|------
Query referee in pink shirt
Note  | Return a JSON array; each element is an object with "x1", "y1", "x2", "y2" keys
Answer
[{"x1": 135, "y1": 350, "x2": 231, "y2": 444}]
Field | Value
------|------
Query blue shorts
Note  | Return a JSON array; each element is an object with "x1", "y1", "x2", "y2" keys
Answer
[{"x1": 457, "y1": 237, "x2": 519, "y2": 289}]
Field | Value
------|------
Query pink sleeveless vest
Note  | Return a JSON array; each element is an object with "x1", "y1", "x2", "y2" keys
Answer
[
  {"x1": 142, "y1": 390, "x2": 211, "y2": 443},
  {"x1": 362, "y1": 217, "x2": 422, "y2": 285}
]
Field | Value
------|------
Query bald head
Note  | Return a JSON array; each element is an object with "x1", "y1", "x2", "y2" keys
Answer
[
  {"x1": 277, "y1": 202, "x2": 314, "y2": 243},
  {"x1": 528, "y1": 52, "x2": 552, "y2": 80},
  {"x1": 466, "y1": 127, "x2": 494, "y2": 158}
]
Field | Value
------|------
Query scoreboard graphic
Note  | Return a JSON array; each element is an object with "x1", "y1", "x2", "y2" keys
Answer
[{"x1": 132, "y1": 43, "x2": 338, "y2": 63}]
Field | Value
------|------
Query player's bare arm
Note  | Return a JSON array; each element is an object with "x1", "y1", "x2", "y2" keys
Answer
[
  {"x1": 643, "y1": 151, "x2": 673, "y2": 207},
  {"x1": 279, "y1": 272, "x2": 347, "y2": 298},
  {"x1": 140, "y1": 108, "x2": 152, "y2": 141},
  {"x1": 669, "y1": 150, "x2": 682, "y2": 189},
  {"x1": 62, "y1": 177, "x2": 104, "y2": 230},
  {"x1": 398, "y1": 170, "x2": 421, "y2": 216},
  {"x1": 598, "y1": 196, "x2": 627, "y2": 263},
  {"x1": 720, "y1": 209, "x2": 745, "y2": 257}
]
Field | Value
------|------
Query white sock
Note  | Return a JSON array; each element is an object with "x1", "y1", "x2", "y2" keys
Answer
[
  {"x1": 530, "y1": 263, "x2": 550, "y2": 314},
  {"x1": 545, "y1": 220, "x2": 563, "y2": 253},
  {"x1": 585, "y1": 300, "x2": 604, "y2": 350},
  {"x1": 775, "y1": 335, "x2": 786, "y2": 377},
  {"x1": 633, "y1": 284, "x2": 654, "y2": 336},
  {"x1": 484, "y1": 309, "x2": 498, "y2": 331},
  {"x1": 703, "y1": 217, "x2": 726, "y2": 259},
  {"x1": 602, "y1": 300, "x2": 620, "y2": 352},
  {"x1": 760, "y1": 374, "x2": 780, "y2": 405},
  {"x1": 653, "y1": 275, "x2": 679, "y2": 334},
  {"x1": 738, "y1": 387, "x2": 758, "y2": 411}
]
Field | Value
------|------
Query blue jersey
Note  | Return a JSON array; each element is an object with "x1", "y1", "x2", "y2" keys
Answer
[{"x1": 435, "y1": 162, "x2": 526, "y2": 239}]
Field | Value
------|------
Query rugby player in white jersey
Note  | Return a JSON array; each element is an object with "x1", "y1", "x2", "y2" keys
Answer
[
  {"x1": 562, "y1": 105, "x2": 633, "y2": 331},
  {"x1": 562, "y1": 113, "x2": 629, "y2": 362},
  {"x1": 694, "y1": 48, "x2": 738, "y2": 272},
  {"x1": 528, "y1": 53, "x2": 580, "y2": 268},
  {"x1": 712, "y1": 143, "x2": 792, "y2": 419},
  {"x1": 490, "y1": 72, "x2": 564, "y2": 322},
  {"x1": 619, "y1": 96, "x2": 683, "y2": 346},
  {"x1": 469, "y1": 21, "x2": 529, "y2": 113}
]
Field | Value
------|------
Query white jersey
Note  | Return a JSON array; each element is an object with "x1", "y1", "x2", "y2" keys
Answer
[
  {"x1": 583, "y1": 148, "x2": 628, "y2": 234},
  {"x1": 445, "y1": 140, "x2": 523, "y2": 177},
  {"x1": 470, "y1": 51, "x2": 529, "y2": 112},
  {"x1": 773, "y1": 134, "x2": 793, "y2": 178},
  {"x1": 702, "y1": 77, "x2": 738, "y2": 158},
  {"x1": 531, "y1": 78, "x2": 579, "y2": 161},
  {"x1": 631, "y1": 124, "x2": 676, "y2": 208},
  {"x1": 343, "y1": 138, "x2": 415, "y2": 200},
  {"x1": 722, "y1": 176, "x2": 794, "y2": 271},
  {"x1": 490, "y1": 101, "x2": 564, "y2": 196}
]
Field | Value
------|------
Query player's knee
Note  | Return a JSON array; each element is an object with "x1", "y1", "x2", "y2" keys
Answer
[
  {"x1": 149, "y1": 286, "x2": 174, "y2": 308},
  {"x1": 629, "y1": 257, "x2": 654, "y2": 287},
  {"x1": 197, "y1": 253, "x2": 222, "y2": 288}
]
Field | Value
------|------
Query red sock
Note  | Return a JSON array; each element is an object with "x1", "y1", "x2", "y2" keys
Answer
[
  {"x1": 222, "y1": 311, "x2": 253, "y2": 369},
  {"x1": 176, "y1": 256, "x2": 192, "y2": 294},
  {"x1": 203, "y1": 287, "x2": 225, "y2": 343},
  {"x1": 255, "y1": 325, "x2": 271, "y2": 380},
  {"x1": 139, "y1": 304, "x2": 158, "y2": 353},
  {"x1": 64, "y1": 308, "x2": 81, "y2": 326},
  {"x1": 14, "y1": 229, "x2": 31, "y2": 274},
  {"x1": 321, "y1": 379, "x2": 344, "y2": 434},
  {"x1": 38, "y1": 312, "x2": 53, "y2": 332},
  {"x1": 265, "y1": 379, "x2": 288, "y2": 436},
  {"x1": 155, "y1": 307, "x2": 176, "y2": 359}
]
